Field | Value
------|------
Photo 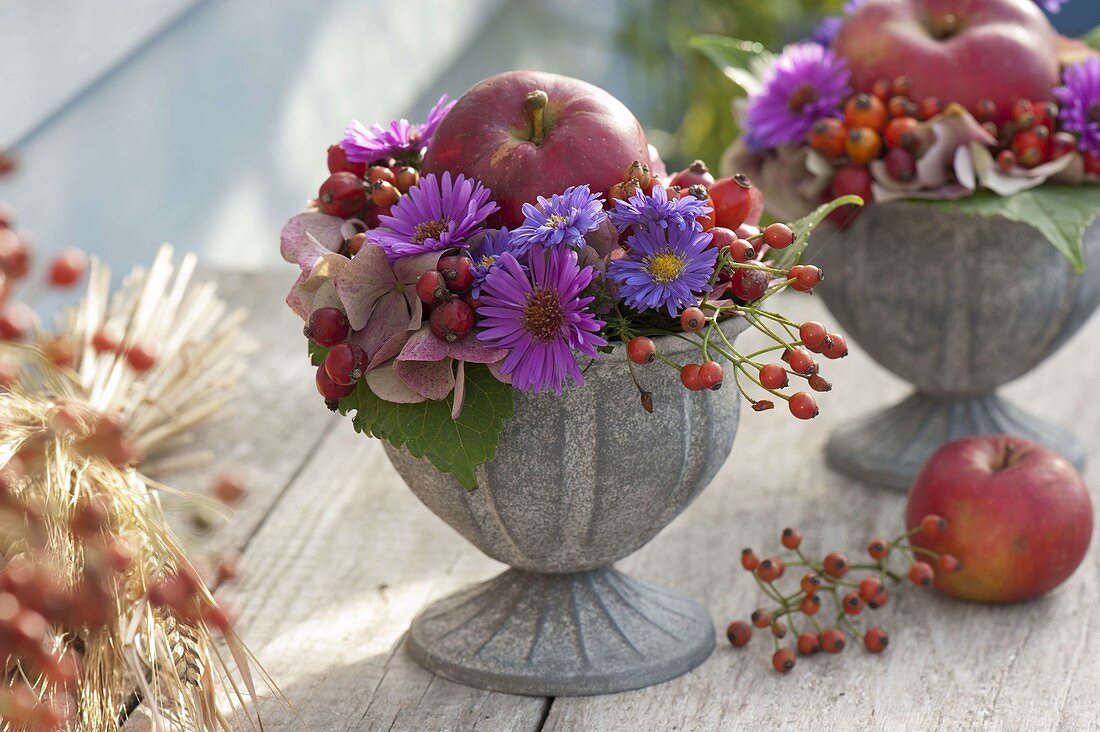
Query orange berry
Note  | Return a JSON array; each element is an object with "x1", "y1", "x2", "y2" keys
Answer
[
  {"x1": 809, "y1": 117, "x2": 847, "y2": 158},
  {"x1": 884, "y1": 117, "x2": 919, "y2": 150},
  {"x1": 845, "y1": 127, "x2": 883, "y2": 164},
  {"x1": 845, "y1": 93, "x2": 887, "y2": 130}
]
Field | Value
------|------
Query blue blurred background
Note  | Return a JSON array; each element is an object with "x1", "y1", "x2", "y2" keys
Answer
[{"x1": 0, "y1": 0, "x2": 1095, "y2": 274}]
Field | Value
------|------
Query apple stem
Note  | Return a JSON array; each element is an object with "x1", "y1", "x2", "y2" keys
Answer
[{"x1": 526, "y1": 89, "x2": 549, "y2": 145}]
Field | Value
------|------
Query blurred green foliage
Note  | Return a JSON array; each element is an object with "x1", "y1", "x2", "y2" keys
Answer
[{"x1": 618, "y1": 0, "x2": 845, "y2": 170}]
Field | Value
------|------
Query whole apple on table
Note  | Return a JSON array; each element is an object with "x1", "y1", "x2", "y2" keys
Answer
[{"x1": 907, "y1": 435, "x2": 1093, "y2": 603}]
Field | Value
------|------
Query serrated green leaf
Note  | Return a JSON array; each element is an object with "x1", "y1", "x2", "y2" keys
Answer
[
  {"x1": 921, "y1": 186, "x2": 1100, "y2": 272},
  {"x1": 343, "y1": 363, "x2": 514, "y2": 490},
  {"x1": 768, "y1": 195, "x2": 864, "y2": 270},
  {"x1": 688, "y1": 35, "x2": 773, "y2": 97}
]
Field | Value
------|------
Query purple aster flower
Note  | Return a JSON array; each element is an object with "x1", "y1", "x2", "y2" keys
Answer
[
  {"x1": 1055, "y1": 57, "x2": 1100, "y2": 156},
  {"x1": 468, "y1": 228, "x2": 522, "y2": 299},
  {"x1": 607, "y1": 225, "x2": 718, "y2": 318},
  {"x1": 1037, "y1": 0, "x2": 1067, "y2": 12},
  {"x1": 509, "y1": 185, "x2": 607, "y2": 255},
  {"x1": 745, "y1": 43, "x2": 851, "y2": 150},
  {"x1": 811, "y1": 16, "x2": 843, "y2": 47},
  {"x1": 367, "y1": 172, "x2": 498, "y2": 259},
  {"x1": 340, "y1": 95, "x2": 456, "y2": 163},
  {"x1": 477, "y1": 248, "x2": 606, "y2": 395},
  {"x1": 608, "y1": 184, "x2": 710, "y2": 234}
]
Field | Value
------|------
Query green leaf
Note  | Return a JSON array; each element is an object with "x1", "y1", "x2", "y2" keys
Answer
[
  {"x1": 308, "y1": 341, "x2": 328, "y2": 366},
  {"x1": 768, "y1": 195, "x2": 865, "y2": 271},
  {"x1": 688, "y1": 35, "x2": 773, "y2": 97},
  {"x1": 1083, "y1": 25, "x2": 1100, "y2": 51},
  {"x1": 342, "y1": 363, "x2": 514, "y2": 490},
  {"x1": 921, "y1": 186, "x2": 1100, "y2": 272}
]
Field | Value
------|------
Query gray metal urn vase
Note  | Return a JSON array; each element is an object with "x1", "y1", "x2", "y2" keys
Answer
[
  {"x1": 383, "y1": 317, "x2": 748, "y2": 696},
  {"x1": 813, "y1": 202, "x2": 1100, "y2": 491}
]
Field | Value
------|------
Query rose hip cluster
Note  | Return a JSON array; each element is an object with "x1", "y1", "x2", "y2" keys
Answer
[
  {"x1": 727, "y1": 514, "x2": 960, "y2": 673},
  {"x1": 615, "y1": 161, "x2": 847, "y2": 420},
  {"x1": 319, "y1": 145, "x2": 420, "y2": 228},
  {"x1": 0, "y1": 196, "x2": 160, "y2": 382},
  {"x1": 810, "y1": 75, "x2": 1100, "y2": 225},
  {"x1": 307, "y1": 250, "x2": 478, "y2": 408}
]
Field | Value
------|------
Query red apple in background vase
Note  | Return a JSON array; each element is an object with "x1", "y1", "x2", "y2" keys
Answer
[
  {"x1": 422, "y1": 70, "x2": 651, "y2": 228},
  {"x1": 906, "y1": 436, "x2": 1093, "y2": 603},
  {"x1": 833, "y1": 0, "x2": 1060, "y2": 121}
]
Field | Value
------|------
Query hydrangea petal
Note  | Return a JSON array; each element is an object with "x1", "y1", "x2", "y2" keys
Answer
[
  {"x1": 365, "y1": 363, "x2": 427, "y2": 403},
  {"x1": 281, "y1": 213, "x2": 345, "y2": 267},
  {"x1": 334, "y1": 244, "x2": 396, "y2": 330},
  {"x1": 396, "y1": 358, "x2": 456, "y2": 401}
]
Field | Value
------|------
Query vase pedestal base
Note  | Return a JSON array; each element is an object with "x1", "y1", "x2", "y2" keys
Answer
[
  {"x1": 826, "y1": 391, "x2": 1086, "y2": 492},
  {"x1": 406, "y1": 566, "x2": 715, "y2": 697}
]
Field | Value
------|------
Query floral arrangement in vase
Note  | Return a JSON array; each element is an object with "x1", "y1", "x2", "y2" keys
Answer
[
  {"x1": 693, "y1": 0, "x2": 1099, "y2": 269},
  {"x1": 281, "y1": 71, "x2": 858, "y2": 488},
  {"x1": 692, "y1": 0, "x2": 1100, "y2": 490}
]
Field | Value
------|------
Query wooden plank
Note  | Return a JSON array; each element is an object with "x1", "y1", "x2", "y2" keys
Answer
[
  {"x1": 152, "y1": 269, "x2": 339, "y2": 552},
  {"x1": 217, "y1": 424, "x2": 546, "y2": 731},
  {"x1": 540, "y1": 294, "x2": 1100, "y2": 732}
]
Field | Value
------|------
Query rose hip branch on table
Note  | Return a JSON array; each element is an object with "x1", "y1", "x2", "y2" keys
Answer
[{"x1": 278, "y1": 1, "x2": 1097, "y2": 699}]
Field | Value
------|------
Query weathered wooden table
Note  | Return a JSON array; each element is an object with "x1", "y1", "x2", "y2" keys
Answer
[{"x1": 153, "y1": 270, "x2": 1100, "y2": 731}]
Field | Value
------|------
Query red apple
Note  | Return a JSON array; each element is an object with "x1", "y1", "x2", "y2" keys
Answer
[
  {"x1": 906, "y1": 436, "x2": 1093, "y2": 603},
  {"x1": 833, "y1": 0, "x2": 1060, "y2": 121},
  {"x1": 421, "y1": 70, "x2": 650, "y2": 228}
]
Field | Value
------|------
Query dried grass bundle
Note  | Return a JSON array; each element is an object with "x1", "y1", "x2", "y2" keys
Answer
[{"x1": 0, "y1": 247, "x2": 271, "y2": 731}]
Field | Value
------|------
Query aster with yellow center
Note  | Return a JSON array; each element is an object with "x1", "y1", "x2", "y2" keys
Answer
[{"x1": 608, "y1": 225, "x2": 718, "y2": 317}]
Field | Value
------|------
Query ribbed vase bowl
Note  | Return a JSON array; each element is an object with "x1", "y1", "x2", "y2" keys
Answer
[
  {"x1": 812, "y1": 202, "x2": 1100, "y2": 491},
  {"x1": 383, "y1": 317, "x2": 748, "y2": 696}
]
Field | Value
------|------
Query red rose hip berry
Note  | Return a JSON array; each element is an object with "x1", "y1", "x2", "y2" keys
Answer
[
  {"x1": 627, "y1": 336, "x2": 656, "y2": 365},
  {"x1": 429, "y1": 299, "x2": 475, "y2": 343},
  {"x1": 48, "y1": 248, "x2": 88, "y2": 287},
  {"x1": 318, "y1": 172, "x2": 367, "y2": 217},
  {"x1": 305, "y1": 307, "x2": 350, "y2": 347},
  {"x1": 324, "y1": 343, "x2": 366, "y2": 386},
  {"x1": 726, "y1": 621, "x2": 752, "y2": 647},
  {"x1": 438, "y1": 254, "x2": 476, "y2": 293},
  {"x1": 680, "y1": 364, "x2": 703, "y2": 391},
  {"x1": 762, "y1": 223, "x2": 794, "y2": 250},
  {"x1": 729, "y1": 268, "x2": 769, "y2": 302},
  {"x1": 316, "y1": 365, "x2": 354, "y2": 404},
  {"x1": 680, "y1": 306, "x2": 705, "y2": 333},
  {"x1": 823, "y1": 551, "x2": 849, "y2": 578},
  {"x1": 864, "y1": 627, "x2": 889, "y2": 653},
  {"x1": 416, "y1": 270, "x2": 449, "y2": 305},
  {"x1": 772, "y1": 648, "x2": 796, "y2": 673},
  {"x1": 909, "y1": 561, "x2": 935, "y2": 587},
  {"x1": 759, "y1": 363, "x2": 788, "y2": 390},
  {"x1": 820, "y1": 628, "x2": 846, "y2": 654},
  {"x1": 698, "y1": 361, "x2": 723, "y2": 390}
]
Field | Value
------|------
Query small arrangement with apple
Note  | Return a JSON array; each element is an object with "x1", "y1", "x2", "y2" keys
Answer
[
  {"x1": 281, "y1": 70, "x2": 857, "y2": 488},
  {"x1": 280, "y1": 70, "x2": 865, "y2": 695},
  {"x1": 729, "y1": 434, "x2": 1093, "y2": 673},
  {"x1": 694, "y1": 0, "x2": 1100, "y2": 490}
]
